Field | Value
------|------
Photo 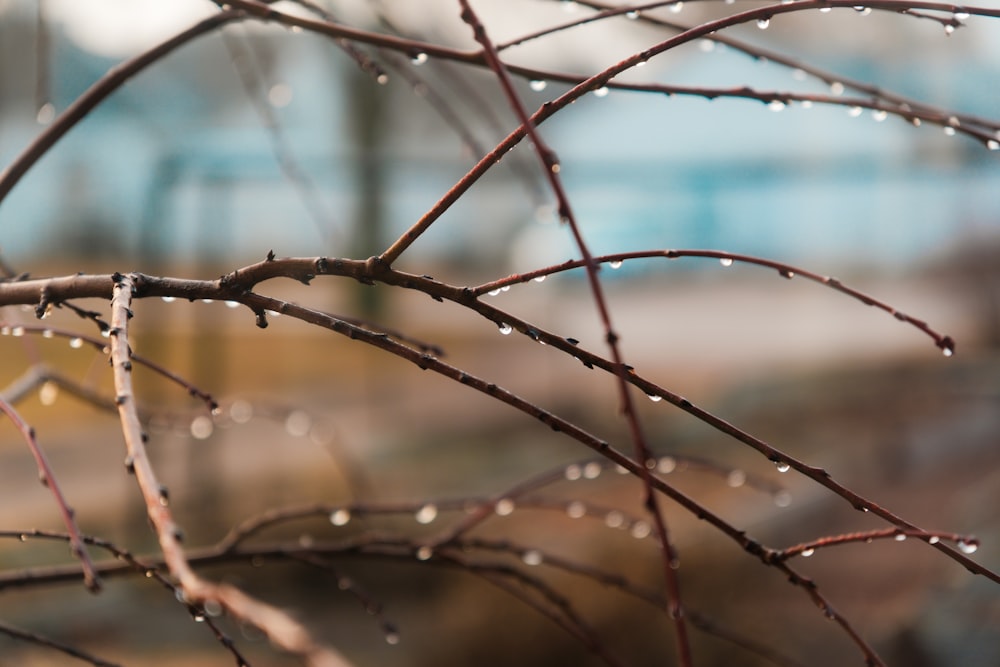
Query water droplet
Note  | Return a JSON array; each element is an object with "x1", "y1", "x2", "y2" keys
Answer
[
  {"x1": 561, "y1": 0, "x2": 579, "y2": 12},
  {"x1": 416, "y1": 545, "x2": 433, "y2": 560},
  {"x1": 41, "y1": 329, "x2": 54, "y2": 338},
  {"x1": 608, "y1": 259, "x2": 623, "y2": 269},
  {"x1": 630, "y1": 521, "x2": 651, "y2": 539},
  {"x1": 498, "y1": 323, "x2": 513, "y2": 335},
  {"x1": 756, "y1": 17, "x2": 770, "y2": 29},
  {"x1": 894, "y1": 533, "x2": 907, "y2": 542},
  {"x1": 819, "y1": 6, "x2": 832, "y2": 12},
  {"x1": 161, "y1": 296, "x2": 176, "y2": 303},
  {"x1": 36, "y1": 102, "x2": 55, "y2": 124},
  {"x1": 943, "y1": 125, "x2": 956, "y2": 136},
  {"x1": 566, "y1": 501, "x2": 586, "y2": 519},
  {"x1": 647, "y1": 394, "x2": 663, "y2": 402},
  {"x1": 495, "y1": 498, "x2": 515, "y2": 516},
  {"x1": 854, "y1": 6, "x2": 871, "y2": 15},
  {"x1": 415, "y1": 503, "x2": 438, "y2": 525},
  {"x1": 522, "y1": 550, "x2": 543, "y2": 566},
  {"x1": 669, "y1": 1, "x2": 683, "y2": 12},
  {"x1": 225, "y1": 300, "x2": 240, "y2": 309},
  {"x1": 719, "y1": 257, "x2": 734, "y2": 267},
  {"x1": 847, "y1": 106, "x2": 863, "y2": 117},
  {"x1": 564, "y1": 464, "x2": 582, "y2": 481},
  {"x1": 726, "y1": 470, "x2": 746, "y2": 488},
  {"x1": 775, "y1": 461, "x2": 791, "y2": 473},
  {"x1": 605, "y1": 511, "x2": 625, "y2": 528},
  {"x1": 593, "y1": 86, "x2": 610, "y2": 98},
  {"x1": 698, "y1": 39, "x2": 715, "y2": 52},
  {"x1": 190, "y1": 416, "x2": 214, "y2": 440},
  {"x1": 267, "y1": 83, "x2": 293, "y2": 108},
  {"x1": 626, "y1": 9, "x2": 640, "y2": 19},
  {"x1": 285, "y1": 410, "x2": 311, "y2": 437},
  {"x1": 487, "y1": 288, "x2": 501, "y2": 296},
  {"x1": 987, "y1": 140, "x2": 1000, "y2": 151},
  {"x1": 801, "y1": 548, "x2": 815, "y2": 557},
  {"x1": 11, "y1": 325, "x2": 24, "y2": 337},
  {"x1": 583, "y1": 462, "x2": 602, "y2": 479},
  {"x1": 39, "y1": 381, "x2": 59, "y2": 406},
  {"x1": 872, "y1": 109, "x2": 888, "y2": 122},
  {"x1": 944, "y1": 23, "x2": 955, "y2": 35},
  {"x1": 529, "y1": 79, "x2": 547, "y2": 92},
  {"x1": 767, "y1": 99, "x2": 785, "y2": 112},
  {"x1": 329, "y1": 509, "x2": 351, "y2": 526},
  {"x1": 829, "y1": 81, "x2": 845, "y2": 95},
  {"x1": 230, "y1": 400, "x2": 253, "y2": 423},
  {"x1": 957, "y1": 539, "x2": 978, "y2": 554},
  {"x1": 385, "y1": 632, "x2": 400, "y2": 646},
  {"x1": 376, "y1": 73, "x2": 389, "y2": 85},
  {"x1": 658, "y1": 457, "x2": 677, "y2": 473},
  {"x1": 411, "y1": 52, "x2": 428, "y2": 65},
  {"x1": 928, "y1": 535, "x2": 940, "y2": 545},
  {"x1": 550, "y1": 162, "x2": 561, "y2": 174},
  {"x1": 533, "y1": 275, "x2": 546, "y2": 282},
  {"x1": 954, "y1": 10, "x2": 970, "y2": 20},
  {"x1": 69, "y1": 337, "x2": 84, "y2": 349}
]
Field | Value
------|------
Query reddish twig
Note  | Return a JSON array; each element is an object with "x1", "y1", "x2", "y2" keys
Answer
[{"x1": 0, "y1": 397, "x2": 100, "y2": 592}]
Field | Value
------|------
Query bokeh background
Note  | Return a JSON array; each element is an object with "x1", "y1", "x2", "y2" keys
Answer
[{"x1": 1, "y1": 1, "x2": 998, "y2": 665}]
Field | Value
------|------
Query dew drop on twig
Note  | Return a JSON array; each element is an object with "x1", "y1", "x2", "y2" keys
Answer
[
  {"x1": 957, "y1": 539, "x2": 979, "y2": 554},
  {"x1": 414, "y1": 503, "x2": 438, "y2": 525},
  {"x1": 161, "y1": 296, "x2": 176, "y2": 303},
  {"x1": 529, "y1": 80, "x2": 547, "y2": 92},
  {"x1": 669, "y1": 1, "x2": 683, "y2": 13},
  {"x1": 69, "y1": 337, "x2": 84, "y2": 349},
  {"x1": 647, "y1": 393, "x2": 663, "y2": 402},
  {"x1": 593, "y1": 86, "x2": 610, "y2": 98},
  {"x1": 819, "y1": 6, "x2": 832, "y2": 13},
  {"x1": 230, "y1": 400, "x2": 253, "y2": 424},
  {"x1": 609, "y1": 259, "x2": 623, "y2": 269},
  {"x1": 583, "y1": 462, "x2": 602, "y2": 479},
  {"x1": 564, "y1": 464, "x2": 582, "y2": 481},
  {"x1": 872, "y1": 109, "x2": 888, "y2": 122},
  {"x1": 605, "y1": 510, "x2": 625, "y2": 528},
  {"x1": 626, "y1": 10, "x2": 640, "y2": 19},
  {"x1": 768, "y1": 100, "x2": 785, "y2": 112},
  {"x1": 36, "y1": 102, "x2": 55, "y2": 125},
  {"x1": 801, "y1": 548, "x2": 815, "y2": 557},
  {"x1": 522, "y1": 550, "x2": 543, "y2": 566},
  {"x1": 719, "y1": 257, "x2": 734, "y2": 267},
  {"x1": 894, "y1": 533, "x2": 907, "y2": 542},
  {"x1": 756, "y1": 17, "x2": 770, "y2": 29},
  {"x1": 495, "y1": 498, "x2": 515, "y2": 516},
  {"x1": 416, "y1": 546, "x2": 433, "y2": 561},
  {"x1": 658, "y1": 456, "x2": 677, "y2": 473},
  {"x1": 285, "y1": 410, "x2": 311, "y2": 437},
  {"x1": 829, "y1": 81, "x2": 845, "y2": 95},
  {"x1": 630, "y1": 521, "x2": 651, "y2": 539},
  {"x1": 954, "y1": 10, "x2": 970, "y2": 20},
  {"x1": 847, "y1": 106, "x2": 863, "y2": 117},
  {"x1": 775, "y1": 461, "x2": 791, "y2": 473},
  {"x1": 385, "y1": 632, "x2": 400, "y2": 646},
  {"x1": 987, "y1": 140, "x2": 1000, "y2": 151},
  {"x1": 329, "y1": 509, "x2": 351, "y2": 526},
  {"x1": 39, "y1": 381, "x2": 59, "y2": 406},
  {"x1": 566, "y1": 501, "x2": 586, "y2": 519},
  {"x1": 411, "y1": 52, "x2": 428, "y2": 65},
  {"x1": 190, "y1": 416, "x2": 214, "y2": 440},
  {"x1": 928, "y1": 535, "x2": 940, "y2": 544},
  {"x1": 726, "y1": 470, "x2": 746, "y2": 488},
  {"x1": 497, "y1": 322, "x2": 513, "y2": 335}
]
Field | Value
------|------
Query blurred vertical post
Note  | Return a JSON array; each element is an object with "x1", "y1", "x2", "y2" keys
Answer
[{"x1": 347, "y1": 63, "x2": 387, "y2": 319}]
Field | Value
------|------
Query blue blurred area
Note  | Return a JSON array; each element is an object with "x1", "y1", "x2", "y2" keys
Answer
[{"x1": 0, "y1": 3, "x2": 998, "y2": 272}]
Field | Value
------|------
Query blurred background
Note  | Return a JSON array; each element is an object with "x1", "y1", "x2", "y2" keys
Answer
[{"x1": 0, "y1": 1, "x2": 998, "y2": 665}]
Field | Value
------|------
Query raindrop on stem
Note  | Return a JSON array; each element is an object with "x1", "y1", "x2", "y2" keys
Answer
[
  {"x1": 497, "y1": 322, "x2": 513, "y2": 335},
  {"x1": 529, "y1": 80, "x2": 547, "y2": 92}
]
